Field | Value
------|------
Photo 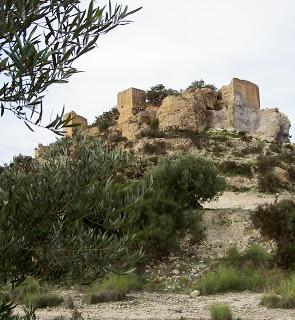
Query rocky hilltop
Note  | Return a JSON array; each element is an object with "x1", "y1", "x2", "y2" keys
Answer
[
  {"x1": 35, "y1": 78, "x2": 294, "y2": 194},
  {"x1": 114, "y1": 78, "x2": 290, "y2": 143},
  {"x1": 54, "y1": 78, "x2": 290, "y2": 144}
]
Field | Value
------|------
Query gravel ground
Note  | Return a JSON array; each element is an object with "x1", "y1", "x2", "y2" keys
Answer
[
  {"x1": 16, "y1": 291, "x2": 295, "y2": 320},
  {"x1": 203, "y1": 191, "x2": 294, "y2": 210}
]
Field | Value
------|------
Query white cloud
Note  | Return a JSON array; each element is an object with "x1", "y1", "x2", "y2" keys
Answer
[{"x1": 1, "y1": 0, "x2": 295, "y2": 162}]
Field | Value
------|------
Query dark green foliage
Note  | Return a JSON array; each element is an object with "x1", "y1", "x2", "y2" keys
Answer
[
  {"x1": 0, "y1": 136, "x2": 144, "y2": 284},
  {"x1": 288, "y1": 165, "x2": 295, "y2": 182},
  {"x1": 225, "y1": 245, "x2": 272, "y2": 268},
  {"x1": 0, "y1": 0, "x2": 141, "y2": 132},
  {"x1": 0, "y1": 293, "x2": 15, "y2": 320},
  {"x1": 218, "y1": 160, "x2": 253, "y2": 177},
  {"x1": 128, "y1": 196, "x2": 204, "y2": 256},
  {"x1": 146, "y1": 118, "x2": 159, "y2": 130},
  {"x1": 146, "y1": 84, "x2": 179, "y2": 105},
  {"x1": 148, "y1": 154, "x2": 226, "y2": 208},
  {"x1": 251, "y1": 200, "x2": 295, "y2": 268},
  {"x1": 186, "y1": 79, "x2": 217, "y2": 91},
  {"x1": 93, "y1": 107, "x2": 120, "y2": 132}
]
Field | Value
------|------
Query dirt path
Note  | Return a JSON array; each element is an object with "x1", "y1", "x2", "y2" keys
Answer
[
  {"x1": 203, "y1": 191, "x2": 294, "y2": 210},
  {"x1": 17, "y1": 291, "x2": 295, "y2": 320}
]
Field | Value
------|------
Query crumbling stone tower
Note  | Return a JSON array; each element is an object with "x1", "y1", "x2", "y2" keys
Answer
[
  {"x1": 219, "y1": 78, "x2": 260, "y2": 133},
  {"x1": 117, "y1": 88, "x2": 146, "y2": 125},
  {"x1": 63, "y1": 111, "x2": 88, "y2": 138},
  {"x1": 116, "y1": 88, "x2": 146, "y2": 139}
]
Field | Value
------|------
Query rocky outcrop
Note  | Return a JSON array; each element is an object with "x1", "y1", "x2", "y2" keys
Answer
[
  {"x1": 255, "y1": 108, "x2": 291, "y2": 143},
  {"x1": 157, "y1": 91, "x2": 207, "y2": 132},
  {"x1": 115, "y1": 78, "x2": 291, "y2": 143}
]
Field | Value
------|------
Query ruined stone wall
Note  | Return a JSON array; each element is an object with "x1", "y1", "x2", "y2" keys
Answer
[
  {"x1": 117, "y1": 88, "x2": 146, "y2": 139},
  {"x1": 117, "y1": 88, "x2": 146, "y2": 124},
  {"x1": 218, "y1": 78, "x2": 260, "y2": 133},
  {"x1": 63, "y1": 111, "x2": 88, "y2": 138}
]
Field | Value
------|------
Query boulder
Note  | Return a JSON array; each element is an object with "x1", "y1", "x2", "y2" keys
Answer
[{"x1": 255, "y1": 108, "x2": 291, "y2": 143}]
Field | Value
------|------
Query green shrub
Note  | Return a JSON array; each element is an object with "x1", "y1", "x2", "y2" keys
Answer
[
  {"x1": 225, "y1": 246, "x2": 243, "y2": 267},
  {"x1": 93, "y1": 107, "x2": 119, "y2": 132},
  {"x1": 0, "y1": 136, "x2": 145, "y2": 284},
  {"x1": 97, "y1": 274, "x2": 142, "y2": 293},
  {"x1": 218, "y1": 160, "x2": 253, "y2": 177},
  {"x1": 129, "y1": 196, "x2": 204, "y2": 256},
  {"x1": 261, "y1": 274, "x2": 295, "y2": 308},
  {"x1": 251, "y1": 200, "x2": 295, "y2": 268},
  {"x1": 23, "y1": 292, "x2": 63, "y2": 309},
  {"x1": 194, "y1": 267, "x2": 242, "y2": 295},
  {"x1": 186, "y1": 79, "x2": 217, "y2": 91},
  {"x1": 210, "y1": 303, "x2": 233, "y2": 320},
  {"x1": 10, "y1": 277, "x2": 43, "y2": 302},
  {"x1": 85, "y1": 274, "x2": 141, "y2": 304},
  {"x1": 243, "y1": 245, "x2": 272, "y2": 268},
  {"x1": 260, "y1": 293, "x2": 282, "y2": 308},
  {"x1": 148, "y1": 118, "x2": 159, "y2": 130},
  {"x1": 147, "y1": 154, "x2": 225, "y2": 208},
  {"x1": 146, "y1": 84, "x2": 179, "y2": 105},
  {"x1": 193, "y1": 266, "x2": 269, "y2": 295}
]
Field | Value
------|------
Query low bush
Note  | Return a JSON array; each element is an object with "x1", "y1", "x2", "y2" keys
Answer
[
  {"x1": 147, "y1": 154, "x2": 226, "y2": 208},
  {"x1": 86, "y1": 290, "x2": 125, "y2": 304},
  {"x1": 93, "y1": 107, "x2": 119, "y2": 132},
  {"x1": 193, "y1": 262, "x2": 277, "y2": 295},
  {"x1": 128, "y1": 195, "x2": 204, "y2": 255},
  {"x1": 225, "y1": 245, "x2": 272, "y2": 268},
  {"x1": 218, "y1": 160, "x2": 253, "y2": 177},
  {"x1": 23, "y1": 292, "x2": 63, "y2": 309},
  {"x1": 10, "y1": 277, "x2": 43, "y2": 302},
  {"x1": 258, "y1": 172, "x2": 281, "y2": 193},
  {"x1": 251, "y1": 200, "x2": 295, "y2": 268},
  {"x1": 194, "y1": 267, "x2": 243, "y2": 295},
  {"x1": 210, "y1": 303, "x2": 233, "y2": 320},
  {"x1": 85, "y1": 274, "x2": 141, "y2": 304},
  {"x1": 261, "y1": 274, "x2": 295, "y2": 309}
]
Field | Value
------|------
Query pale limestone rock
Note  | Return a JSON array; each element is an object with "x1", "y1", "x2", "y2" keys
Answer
[
  {"x1": 157, "y1": 92, "x2": 206, "y2": 132},
  {"x1": 190, "y1": 290, "x2": 200, "y2": 298},
  {"x1": 255, "y1": 108, "x2": 291, "y2": 143}
]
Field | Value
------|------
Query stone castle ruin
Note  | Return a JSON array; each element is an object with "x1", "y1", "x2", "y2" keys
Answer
[
  {"x1": 35, "y1": 78, "x2": 291, "y2": 157},
  {"x1": 116, "y1": 78, "x2": 290, "y2": 143}
]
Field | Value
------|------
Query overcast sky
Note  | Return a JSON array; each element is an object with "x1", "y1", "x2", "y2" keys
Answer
[{"x1": 1, "y1": 0, "x2": 295, "y2": 164}]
